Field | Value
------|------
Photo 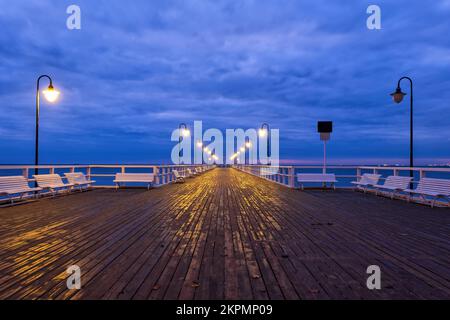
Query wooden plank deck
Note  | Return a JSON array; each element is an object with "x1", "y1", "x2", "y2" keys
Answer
[{"x1": 0, "y1": 168, "x2": 449, "y2": 300}]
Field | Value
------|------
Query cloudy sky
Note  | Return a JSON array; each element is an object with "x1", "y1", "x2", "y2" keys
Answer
[{"x1": 0, "y1": 0, "x2": 449, "y2": 164}]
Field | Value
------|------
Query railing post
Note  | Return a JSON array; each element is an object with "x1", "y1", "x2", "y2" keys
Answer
[
  {"x1": 86, "y1": 167, "x2": 91, "y2": 180},
  {"x1": 22, "y1": 168, "x2": 29, "y2": 180},
  {"x1": 121, "y1": 166, "x2": 125, "y2": 173},
  {"x1": 288, "y1": 166, "x2": 295, "y2": 188},
  {"x1": 154, "y1": 166, "x2": 160, "y2": 185},
  {"x1": 162, "y1": 167, "x2": 166, "y2": 184},
  {"x1": 356, "y1": 167, "x2": 361, "y2": 181},
  {"x1": 420, "y1": 169, "x2": 426, "y2": 179}
]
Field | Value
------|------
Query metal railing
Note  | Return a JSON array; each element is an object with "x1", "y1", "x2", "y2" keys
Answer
[
  {"x1": 1, "y1": 163, "x2": 449, "y2": 189},
  {"x1": 233, "y1": 164, "x2": 450, "y2": 188},
  {"x1": 0, "y1": 164, "x2": 215, "y2": 188}
]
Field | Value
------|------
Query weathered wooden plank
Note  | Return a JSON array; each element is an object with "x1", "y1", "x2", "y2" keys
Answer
[{"x1": 0, "y1": 168, "x2": 449, "y2": 300}]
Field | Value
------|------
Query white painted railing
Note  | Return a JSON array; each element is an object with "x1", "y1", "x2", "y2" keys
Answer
[
  {"x1": 233, "y1": 165, "x2": 450, "y2": 188},
  {"x1": 1, "y1": 163, "x2": 449, "y2": 189},
  {"x1": 0, "y1": 164, "x2": 215, "y2": 188}
]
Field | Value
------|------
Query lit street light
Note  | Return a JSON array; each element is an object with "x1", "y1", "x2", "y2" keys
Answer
[
  {"x1": 390, "y1": 76, "x2": 414, "y2": 182},
  {"x1": 196, "y1": 140, "x2": 203, "y2": 164},
  {"x1": 35, "y1": 75, "x2": 60, "y2": 179},
  {"x1": 259, "y1": 123, "x2": 270, "y2": 164},
  {"x1": 178, "y1": 123, "x2": 190, "y2": 164}
]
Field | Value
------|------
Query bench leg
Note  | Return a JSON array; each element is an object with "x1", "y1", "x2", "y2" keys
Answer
[{"x1": 420, "y1": 194, "x2": 427, "y2": 205}]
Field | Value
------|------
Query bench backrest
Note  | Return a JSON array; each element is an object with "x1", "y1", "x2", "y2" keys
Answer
[
  {"x1": 297, "y1": 173, "x2": 336, "y2": 182},
  {"x1": 359, "y1": 174, "x2": 381, "y2": 185},
  {"x1": 114, "y1": 173, "x2": 154, "y2": 182},
  {"x1": 415, "y1": 177, "x2": 450, "y2": 195},
  {"x1": 65, "y1": 172, "x2": 89, "y2": 184},
  {"x1": 172, "y1": 170, "x2": 181, "y2": 178},
  {"x1": 33, "y1": 174, "x2": 65, "y2": 187},
  {"x1": 0, "y1": 176, "x2": 31, "y2": 192},
  {"x1": 382, "y1": 175, "x2": 412, "y2": 189}
]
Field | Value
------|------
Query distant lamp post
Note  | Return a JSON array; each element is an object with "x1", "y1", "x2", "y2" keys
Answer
[
  {"x1": 178, "y1": 123, "x2": 190, "y2": 164},
  {"x1": 212, "y1": 152, "x2": 218, "y2": 164},
  {"x1": 258, "y1": 123, "x2": 270, "y2": 164},
  {"x1": 390, "y1": 76, "x2": 414, "y2": 180},
  {"x1": 35, "y1": 75, "x2": 60, "y2": 178},
  {"x1": 196, "y1": 140, "x2": 203, "y2": 164}
]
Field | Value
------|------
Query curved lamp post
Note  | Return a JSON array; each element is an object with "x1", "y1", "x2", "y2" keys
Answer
[
  {"x1": 244, "y1": 137, "x2": 251, "y2": 164},
  {"x1": 211, "y1": 151, "x2": 218, "y2": 164},
  {"x1": 196, "y1": 140, "x2": 203, "y2": 164},
  {"x1": 258, "y1": 123, "x2": 270, "y2": 164},
  {"x1": 178, "y1": 123, "x2": 190, "y2": 165},
  {"x1": 35, "y1": 75, "x2": 60, "y2": 178},
  {"x1": 390, "y1": 76, "x2": 413, "y2": 181}
]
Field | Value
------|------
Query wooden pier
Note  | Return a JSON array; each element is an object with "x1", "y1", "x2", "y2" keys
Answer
[{"x1": 0, "y1": 168, "x2": 449, "y2": 299}]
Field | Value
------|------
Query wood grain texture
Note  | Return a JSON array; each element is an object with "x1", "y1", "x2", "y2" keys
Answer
[{"x1": 0, "y1": 168, "x2": 449, "y2": 300}]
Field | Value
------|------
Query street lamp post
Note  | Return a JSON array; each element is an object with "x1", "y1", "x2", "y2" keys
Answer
[
  {"x1": 244, "y1": 137, "x2": 251, "y2": 164},
  {"x1": 196, "y1": 140, "x2": 203, "y2": 164},
  {"x1": 35, "y1": 75, "x2": 60, "y2": 178},
  {"x1": 178, "y1": 123, "x2": 190, "y2": 165},
  {"x1": 258, "y1": 123, "x2": 270, "y2": 164},
  {"x1": 390, "y1": 76, "x2": 414, "y2": 181}
]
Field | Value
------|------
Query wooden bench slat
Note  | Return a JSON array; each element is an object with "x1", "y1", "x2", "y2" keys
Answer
[{"x1": 113, "y1": 173, "x2": 154, "y2": 189}]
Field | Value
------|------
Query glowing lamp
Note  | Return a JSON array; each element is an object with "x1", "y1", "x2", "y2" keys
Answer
[{"x1": 42, "y1": 84, "x2": 60, "y2": 103}]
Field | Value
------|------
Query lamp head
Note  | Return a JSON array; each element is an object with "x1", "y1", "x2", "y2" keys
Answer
[
  {"x1": 196, "y1": 141, "x2": 203, "y2": 148},
  {"x1": 245, "y1": 141, "x2": 252, "y2": 148},
  {"x1": 42, "y1": 84, "x2": 60, "y2": 103},
  {"x1": 258, "y1": 128, "x2": 267, "y2": 137},
  {"x1": 180, "y1": 128, "x2": 190, "y2": 137},
  {"x1": 390, "y1": 87, "x2": 406, "y2": 104}
]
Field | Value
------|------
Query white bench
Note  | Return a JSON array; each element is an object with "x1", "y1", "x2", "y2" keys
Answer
[
  {"x1": 404, "y1": 177, "x2": 450, "y2": 207},
  {"x1": 0, "y1": 176, "x2": 42, "y2": 203},
  {"x1": 64, "y1": 172, "x2": 96, "y2": 191},
  {"x1": 195, "y1": 167, "x2": 204, "y2": 174},
  {"x1": 187, "y1": 168, "x2": 197, "y2": 176},
  {"x1": 351, "y1": 174, "x2": 381, "y2": 193},
  {"x1": 113, "y1": 173, "x2": 154, "y2": 190},
  {"x1": 297, "y1": 173, "x2": 337, "y2": 190},
  {"x1": 172, "y1": 170, "x2": 186, "y2": 183},
  {"x1": 33, "y1": 174, "x2": 74, "y2": 196},
  {"x1": 373, "y1": 175, "x2": 412, "y2": 199}
]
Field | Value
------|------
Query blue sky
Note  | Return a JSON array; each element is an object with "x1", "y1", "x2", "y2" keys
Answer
[{"x1": 0, "y1": 0, "x2": 449, "y2": 165}]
